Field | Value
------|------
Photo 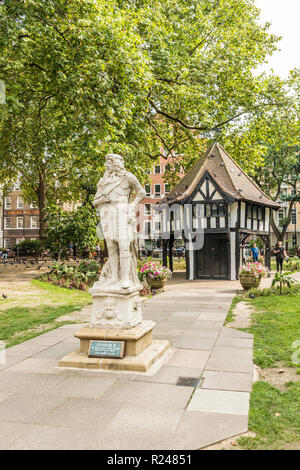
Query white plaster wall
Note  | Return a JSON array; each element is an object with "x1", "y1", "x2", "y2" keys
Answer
[
  {"x1": 230, "y1": 231, "x2": 236, "y2": 280},
  {"x1": 240, "y1": 202, "x2": 246, "y2": 228},
  {"x1": 230, "y1": 202, "x2": 238, "y2": 228}
]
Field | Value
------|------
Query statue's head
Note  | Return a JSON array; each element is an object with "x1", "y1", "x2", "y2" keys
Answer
[{"x1": 105, "y1": 153, "x2": 125, "y2": 175}]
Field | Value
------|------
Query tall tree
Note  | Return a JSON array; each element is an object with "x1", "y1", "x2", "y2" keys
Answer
[{"x1": 0, "y1": 0, "x2": 291, "y2": 235}]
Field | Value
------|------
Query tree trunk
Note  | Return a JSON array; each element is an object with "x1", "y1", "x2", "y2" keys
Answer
[
  {"x1": 271, "y1": 200, "x2": 294, "y2": 243},
  {"x1": 36, "y1": 168, "x2": 47, "y2": 239}
]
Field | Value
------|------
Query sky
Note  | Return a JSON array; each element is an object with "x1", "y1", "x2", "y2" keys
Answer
[{"x1": 255, "y1": 0, "x2": 300, "y2": 78}]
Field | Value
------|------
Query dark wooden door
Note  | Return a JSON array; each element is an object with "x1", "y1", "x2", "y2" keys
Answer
[{"x1": 195, "y1": 235, "x2": 228, "y2": 279}]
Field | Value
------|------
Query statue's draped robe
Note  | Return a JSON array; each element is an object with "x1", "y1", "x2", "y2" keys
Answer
[{"x1": 94, "y1": 174, "x2": 141, "y2": 288}]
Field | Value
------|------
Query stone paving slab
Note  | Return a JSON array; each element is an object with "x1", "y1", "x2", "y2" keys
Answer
[
  {"x1": 175, "y1": 336, "x2": 216, "y2": 351},
  {"x1": 201, "y1": 370, "x2": 253, "y2": 392},
  {"x1": 0, "y1": 393, "x2": 67, "y2": 423},
  {"x1": 166, "y1": 349, "x2": 210, "y2": 369},
  {"x1": 0, "y1": 272, "x2": 254, "y2": 449},
  {"x1": 187, "y1": 389, "x2": 250, "y2": 415},
  {"x1": 170, "y1": 411, "x2": 248, "y2": 450},
  {"x1": 215, "y1": 337, "x2": 253, "y2": 349},
  {"x1": 99, "y1": 381, "x2": 193, "y2": 409},
  {"x1": 205, "y1": 355, "x2": 254, "y2": 373},
  {"x1": 131, "y1": 365, "x2": 203, "y2": 384},
  {"x1": 0, "y1": 371, "x2": 67, "y2": 394}
]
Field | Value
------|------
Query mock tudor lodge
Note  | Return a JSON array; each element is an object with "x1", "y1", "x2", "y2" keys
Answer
[{"x1": 159, "y1": 143, "x2": 280, "y2": 280}]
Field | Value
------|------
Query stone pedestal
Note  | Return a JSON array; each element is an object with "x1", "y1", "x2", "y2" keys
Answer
[
  {"x1": 59, "y1": 320, "x2": 170, "y2": 373},
  {"x1": 89, "y1": 285, "x2": 142, "y2": 329}
]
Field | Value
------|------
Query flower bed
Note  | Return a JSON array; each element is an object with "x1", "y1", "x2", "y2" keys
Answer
[{"x1": 38, "y1": 260, "x2": 101, "y2": 291}]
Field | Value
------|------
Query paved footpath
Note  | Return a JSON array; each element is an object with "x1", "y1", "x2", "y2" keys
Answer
[{"x1": 0, "y1": 274, "x2": 253, "y2": 450}]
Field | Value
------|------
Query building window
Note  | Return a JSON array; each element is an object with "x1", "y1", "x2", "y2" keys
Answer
[
  {"x1": 30, "y1": 202, "x2": 38, "y2": 209},
  {"x1": 164, "y1": 183, "x2": 170, "y2": 194},
  {"x1": 253, "y1": 206, "x2": 257, "y2": 219},
  {"x1": 292, "y1": 234, "x2": 297, "y2": 246},
  {"x1": 144, "y1": 204, "x2": 151, "y2": 216},
  {"x1": 205, "y1": 204, "x2": 211, "y2": 217},
  {"x1": 291, "y1": 208, "x2": 297, "y2": 225},
  {"x1": 211, "y1": 203, "x2": 218, "y2": 216},
  {"x1": 17, "y1": 217, "x2": 24, "y2": 228},
  {"x1": 154, "y1": 165, "x2": 161, "y2": 174},
  {"x1": 144, "y1": 221, "x2": 151, "y2": 237},
  {"x1": 4, "y1": 217, "x2": 11, "y2": 228},
  {"x1": 16, "y1": 238, "x2": 24, "y2": 245},
  {"x1": 145, "y1": 185, "x2": 151, "y2": 196},
  {"x1": 4, "y1": 197, "x2": 11, "y2": 209},
  {"x1": 278, "y1": 209, "x2": 284, "y2": 221},
  {"x1": 154, "y1": 184, "x2": 161, "y2": 196},
  {"x1": 31, "y1": 216, "x2": 38, "y2": 228},
  {"x1": 247, "y1": 205, "x2": 252, "y2": 218},
  {"x1": 4, "y1": 238, "x2": 11, "y2": 248},
  {"x1": 146, "y1": 168, "x2": 151, "y2": 175},
  {"x1": 218, "y1": 202, "x2": 225, "y2": 216},
  {"x1": 17, "y1": 197, "x2": 23, "y2": 209},
  {"x1": 258, "y1": 207, "x2": 263, "y2": 220},
  {"x1": 164, "y1": 164, "x2": 171, "y2": 172},
  {"x1": 154, "y1": 221, "x2": 161, "y2": 231}
]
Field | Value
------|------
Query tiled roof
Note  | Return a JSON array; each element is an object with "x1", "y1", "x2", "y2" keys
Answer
[{"x1": 161, "y1": 143, "x2": 280, "y2": 209}]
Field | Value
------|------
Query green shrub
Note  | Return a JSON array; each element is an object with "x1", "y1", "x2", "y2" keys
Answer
[{"x1": 13, "y1": 239, "x2": 44, "y2": 255}]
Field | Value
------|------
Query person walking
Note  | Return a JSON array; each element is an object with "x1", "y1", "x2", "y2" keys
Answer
[
  {"x1": 273, "y1": 241, "x2": 287, "y2": 273},
  {"x1": 251, "y1": 242, "x2": 260, "y2": 263}
]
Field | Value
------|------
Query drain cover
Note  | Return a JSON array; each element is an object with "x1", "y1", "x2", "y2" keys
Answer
[{"x1": 176, "y1": 377, "x2": 202, "y2": 387}]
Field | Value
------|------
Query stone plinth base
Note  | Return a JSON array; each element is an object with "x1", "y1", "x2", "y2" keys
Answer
[
  {"x1": 58, "y1": 340, "x2": 169, "y2": 372},
  {"x1": 89, "y1": 285, "x2": 142, "y2": 329},
  {"x1": 58, "y1": 320, "x2": 170, "y2": 373},
  {"x1": 76, "y1": 320, "x2": 155, "y2": 357}
]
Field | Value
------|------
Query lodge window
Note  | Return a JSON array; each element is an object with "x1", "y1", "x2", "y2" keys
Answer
[
  {"x1": 205, "y1": 204, "x2": 211, "y2": 217},
  {"x1": 247, "y1": 205, "x2": 252, "y2": 218},
  {"x1": 218, "y1": 202, "x2": 225, "y2": 216},
  {"x1": 211, "y1": 203, "x2": 218, "y2": 216},
  {"x1": 258, "y1": 207, "x2": 263, "y2": 220}
]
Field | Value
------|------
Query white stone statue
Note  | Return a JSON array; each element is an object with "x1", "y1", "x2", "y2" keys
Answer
[{"x1": 89, "y1": 153, "x2": 146, "y2": 329}]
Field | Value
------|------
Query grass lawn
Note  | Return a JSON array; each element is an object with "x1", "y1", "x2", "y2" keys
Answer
[
  {"x1": 235, "y1": 291, "x2": 300, "y2": 450},
  {"x1": 0, "y1": 279, "x2": 91, "y2": 347}
]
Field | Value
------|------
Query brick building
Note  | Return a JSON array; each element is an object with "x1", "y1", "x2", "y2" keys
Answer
[
  {"x1": 137, "y1": 155, "x2": 185, "y2": 252},
  {"x1": 271, "y1": 182, "x2": 300, "y2": 250},
  {"x1": 1, "y1": 183, "x2": 39, "y2": 249}
]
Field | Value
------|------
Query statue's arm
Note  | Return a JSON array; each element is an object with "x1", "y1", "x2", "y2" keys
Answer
[
  {"x1": 93, "y1": 182, "x2": 109, "y2": 209},
  {"x1": 128, "y1": 173, "x2": 146, "y2": 207}
]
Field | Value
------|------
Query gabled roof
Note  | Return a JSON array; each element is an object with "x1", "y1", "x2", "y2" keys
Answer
[{"x1": 161, "y1": 143, "x2": 280, "y2": 209}]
